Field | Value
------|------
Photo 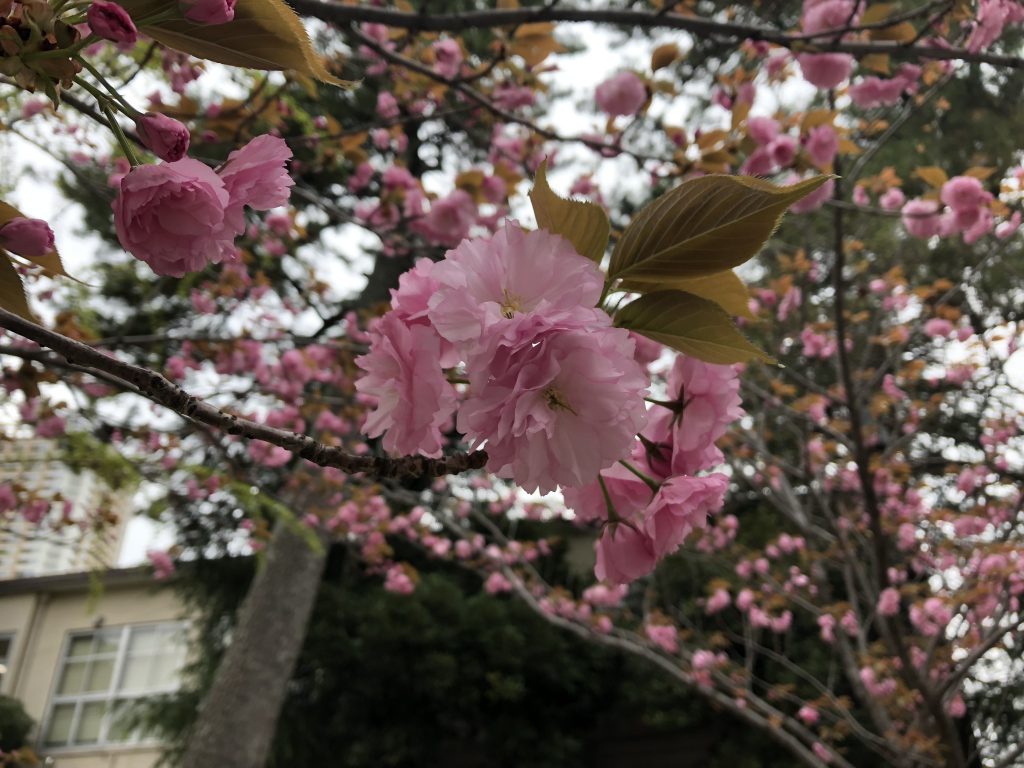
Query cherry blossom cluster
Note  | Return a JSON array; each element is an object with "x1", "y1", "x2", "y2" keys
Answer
[
  {"x1": 900, "y1": 174, "x2": 1021, "y2": 244},
  {"x1": 355, "y1": 221, "x2": 648, "y2": 494},
  {"x1": 562, "y1": 356, "x2": 744, "y2": 584},
  {"x1": 113, "y1": 135, "x2": 293, "y2": 276}
]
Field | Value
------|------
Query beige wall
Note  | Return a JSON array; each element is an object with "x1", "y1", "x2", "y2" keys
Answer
[{"x1": 0, "y1": 578, "x2": 185, "y2": 768}]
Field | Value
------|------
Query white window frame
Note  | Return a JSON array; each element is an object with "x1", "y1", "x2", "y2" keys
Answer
[{"x1": 41, "y1": 621, "x2": 187, "y2": 751}]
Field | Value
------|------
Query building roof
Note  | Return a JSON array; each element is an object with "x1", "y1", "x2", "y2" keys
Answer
[{"x1": 0, "y1": 565, "x2": 164, "y2": 596}]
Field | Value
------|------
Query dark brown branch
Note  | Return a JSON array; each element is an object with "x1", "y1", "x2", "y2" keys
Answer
[
  {"x1": 291, "y1": 2, "x2": 1024, "y2": 69},
  {"x1": 0, "y1": 309, "x2": 487, "y2": 479}
]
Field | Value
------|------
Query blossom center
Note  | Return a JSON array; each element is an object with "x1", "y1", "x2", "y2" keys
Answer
[
  {"x1": 500, "y1": 288, "x2": 524, "y2": 319},
  {"x1": 543, "y1": 386, "x2": 577, "y2": 415}
]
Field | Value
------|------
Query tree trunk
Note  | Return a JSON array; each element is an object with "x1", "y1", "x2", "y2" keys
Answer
[{"x1": 181, "y1": 522, "x2": 327, "y2": 768}]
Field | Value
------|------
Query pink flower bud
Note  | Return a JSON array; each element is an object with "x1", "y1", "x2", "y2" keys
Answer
[
  {"x1": 180, "y1": 0, "x2": 236, "y2": 25},
  {"x1": 595, "y1": 71, "x2": 647, "y2": 117},
  {"x1": 87, "y1": 1, "x2": 138, "y2": 45},
  {"x1": 135, "y1": 112, "x2": 191, "y2": 162},
  {"x1": 0, "y1": 216, "x2": 55, "y2": 256}
]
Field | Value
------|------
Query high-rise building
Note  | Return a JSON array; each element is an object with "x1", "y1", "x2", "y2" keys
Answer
[{"x1": 0, "y1": 439, "x2": 133, "y2": 579}]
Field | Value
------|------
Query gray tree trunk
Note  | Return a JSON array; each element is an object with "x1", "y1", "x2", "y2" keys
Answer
[{"x1": 181, "y1": 521, "x2": 327, "y2": 768}]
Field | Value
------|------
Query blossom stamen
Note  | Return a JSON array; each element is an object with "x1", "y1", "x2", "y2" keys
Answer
[
  {"x1": 500, "y1": 288, "x2": 524, "y2": 319},
  {"x1": 543, "y1": 386, "x2": 577, "y2": 415}
]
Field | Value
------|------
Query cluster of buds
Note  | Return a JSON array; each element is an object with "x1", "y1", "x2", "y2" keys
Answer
[{"x1": 0, "y1": 1, "x2": 81, "y2": 100}]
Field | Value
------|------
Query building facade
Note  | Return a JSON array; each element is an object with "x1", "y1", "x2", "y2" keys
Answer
[
  {"x1": 0, "y1": 567, "x2": 186, "y2": 768},
  {"x1": 0, "y1": 439, "x2": 133, "y2": 579}
]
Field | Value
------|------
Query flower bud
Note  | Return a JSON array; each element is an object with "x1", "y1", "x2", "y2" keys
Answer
[
  {"x1": 86, "y1": 1, "x2": 138, "y2": 45},
  {"x1": 180, "y1": 0, "x2": 237, "y2": 25},
  {"x1": 0, "y1": 217, "x2": 55, "y2": 257},
  {"x1": 135, "y1": 112, "x2": 190, "y2": 162}
]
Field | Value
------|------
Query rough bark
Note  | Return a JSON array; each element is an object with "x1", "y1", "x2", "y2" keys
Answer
[{"x1": 181, "y1": 521, "x2": 328, "y2": 768}]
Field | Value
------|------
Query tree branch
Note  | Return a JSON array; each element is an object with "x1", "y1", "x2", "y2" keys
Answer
[
  {"x1": 292, "y1": 2, "x2": 1024, "y2": 69},
  {"x1": 0, "y1": 309, "x2": 487, "y2": 479}
]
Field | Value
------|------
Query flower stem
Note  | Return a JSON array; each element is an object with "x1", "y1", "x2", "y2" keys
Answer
[
  {"x1": 76, "y1": 58, "x2": 139, "y2": 116},
  {"x1": 617, "y1": 459, "x2": 661, "y2": 493}
]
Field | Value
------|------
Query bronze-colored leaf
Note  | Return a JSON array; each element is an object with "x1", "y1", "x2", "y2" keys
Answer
[
  {"x1": 0, "y1": 251, "x2": 36, "y2": 321},
  {"x1": 609, "y1": 175, "x2": 832, "y2": 283},
  {"x1": 529, "y1": 159, "x2": 610, "y2": 264},
  {"x1": 119, "y1": 0, "x2": 350, "y2": 86},
  {"x1": 914, "y1": 166, "x2": 948, "y2": 188},
  {"x1": 620, "y1": 269, "x2": 754, "y2": 319},
  {"x1": 616, "y1": 289, "x2": 772, "y2": 364}
]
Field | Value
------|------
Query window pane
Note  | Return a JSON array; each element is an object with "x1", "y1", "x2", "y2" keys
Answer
[
  {"x1": 107, "y1": 699, "x2": 143, "y2": 744},
  {"x1": 67, "y1": 635, "x2": 94, "y2": 657},
  {"x1": 0, "y1": 636, "x2": 11, "y2": 658},
  {"x1": 75, "y1": 701, "x2": 106, "y2": 744},
  {"x1": 127, "y1": 627, "x2": 159, "y2": 654},
  {"x1": 85, "y1": 658, "x2": 115, "y2": 693},
  {"x1": 45, "y1": 703, "x2": 76, "y2": 746},
  {"x1": 118, "y1": 655, "x2": 151, "y2": 693},
  {"x1": 57, "y1": 660, "x2": 87, "y2": 694},
  {"x1": 149, "y1": 652, "x2": 181, "y2": 690},
  {"x1": 95, "y1": 630, "x2": 120, "y2": 655}
]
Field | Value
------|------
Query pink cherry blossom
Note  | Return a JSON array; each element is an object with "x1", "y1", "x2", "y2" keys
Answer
[
  {"x1": 741, "y1": 147, "x2": 777, "y2": 176},
  {"x1": 968, "y1": 0, "x2": 1024, "y2": 52},
  {"x1": 644, "y1": 474, "x2": 728, "y2": 558},
  {"x1": 376, "y1": 91, "x2": 400, "y2": 120},
  {"x1": 484, "y1": 571, "x2": 513, "y2": 594},
  {"x1": 563, "y1": 460, "x2": 654, "y2": 524},
  {"x1": 595, "y1": 71, "x2": 647, "y2": 117},
  {"x1": 135, "y1": 112, "x2": 190, "y2": 162},
  {"x1": 383, "y1": 565, "x2": 416, "y2": 594},
  {"x1": 941, "y1": 175, "x2": 990, "y2": 213},
  {"x1": 797, "y1": 53, "x2": 853, "y2": 89},
  {"x1": 798, "y1": 705, "x2": 820, "y2": 725},
  {"x1": 812, "y1": 743, "x2": 833, "y2": 763},
  {"x1": 878, "y1": 587, "x2": 901, "y2": 616},
  {"x1": 427, "y1": 222, "x2": 605, "y2": 353},
  {"x1": 595, "y1": 523, "x2": 658, "y2": 584},
  {"x1": 879, "y1": 187, "x2": 905, "y2": 211},
  {"x1": 432, "y1": 39, "x2": 463, "y2": 78},
  {"x1": 645, "y1": 624, "x2": 679, "y2": 653},
  {"x1": 113, "y1": 159, "x2": 235, "y2": 276},
  {"x1": 87, "y1": 1, "x2": 137, "y2": 44},
  {"x1": 219, "y1": 134, "x2": 294, "y2": 232},
  {"x1": 0, "y1": 216, "x2": 54, "y2": 257},
  {"x1": 789, "y1": 177, "x2": 835, "y2": 213},
  {"x1": 414, "y1": 189, "x2": 477, "y2": 247},
  {"x1": 458, "y1": 327, "x2": 648, "y2": 494},
  {"x1": 355, "y1": 312, "x2": 457, "y2": 458},
  {"x1": 147, "y1": 549, "x2": 176, "y2": 580},
  {"x1": 802, "y1": 0, "x2": 858, "y2": 34},
  {"x1": 902, "y1": 198, "x2": 942, "y2": 238},
  {"x1": 849, "y1": 76, "x2": 906, "y2": 108},
  {"x1": 924, "y1": 318, "x2": 953, "y2": 337},
  {"x1": 747, "y1": 116, "x2": 780, "y2": 146},
  {"x1": 706, "y1": 588, "x2": 731, "y2": 614},
  {"x1": 180, "y1": 0, "x2": 236, "y2": 25},
  {"x1": 768, "y1": 135, "x2": 798, "y2": 168},
  {"x1": 805, "y1": 124, "x2": 838, "y2": 167},
  {"x1": 640, "y1": 358, "x2": 742, "y2": 478}
]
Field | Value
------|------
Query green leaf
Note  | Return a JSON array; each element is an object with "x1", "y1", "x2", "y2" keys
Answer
[
  {"x1": 616, "y1": 289, "x2": 772, "y2": 364},
  {"x1": 609, "y1": 175, "x2": 832, "y2": 282},
  {"x1": 619, "y1": 268, "x2": 753, "y2": 319},
  {"x1": 529, "y1": 159, "x2": 610, "y2": 263},
  {"x1": 119, "y1": 0, "x2": 351, "y2": 86},
  {"x1": 0, "y1": 201, "x2": 70, "y2": 278},
  {"x1": 0, "y1": 251, "x2": 36, "y2": 321}
]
